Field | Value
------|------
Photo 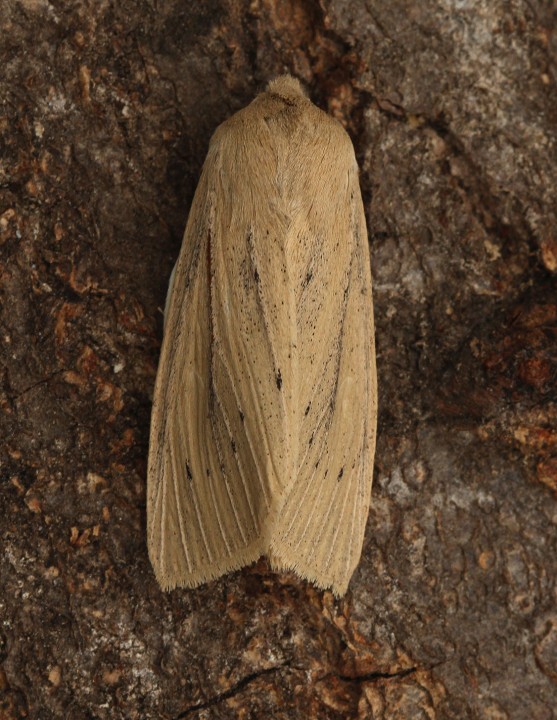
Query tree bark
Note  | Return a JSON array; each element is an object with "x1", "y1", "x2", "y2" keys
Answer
[{"x1": 1, "y1": 1, "x2": 556, "y2": 718}]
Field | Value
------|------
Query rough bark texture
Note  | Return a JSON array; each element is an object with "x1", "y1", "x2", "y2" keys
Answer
[{"x1": 1, "y1": 1, "x2": 556, "y2": 718}]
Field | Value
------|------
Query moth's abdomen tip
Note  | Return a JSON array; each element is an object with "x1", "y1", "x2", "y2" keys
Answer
[{"x1": 266, "y1": 74, "x2": 307, "y2": 100}]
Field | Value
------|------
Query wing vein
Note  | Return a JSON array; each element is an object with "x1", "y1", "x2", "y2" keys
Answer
[
  {"x1": 213, "y1": 345, "x2": 271, "y2": 509},
  {"x1": 168, "y1": 439, "x2": 193, "y2": 572},
  {"x1": 212, "y1": 385, "x2": 261, "y2": 526},
  {"x1": 209, "y1": 406, "x2": 250, "y2": 546}
]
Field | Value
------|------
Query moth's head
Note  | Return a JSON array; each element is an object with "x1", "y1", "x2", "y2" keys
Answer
[{"x1": 266, "y1": 74, "x2": 308, "y2": 102}]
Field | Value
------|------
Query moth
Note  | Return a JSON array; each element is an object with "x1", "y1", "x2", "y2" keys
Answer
[{"x1": 147, "y1": 75, "x2": 377, "y2": 597}]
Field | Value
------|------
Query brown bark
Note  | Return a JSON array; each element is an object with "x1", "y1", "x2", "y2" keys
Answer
[{"x1": 1, "y1": 1, "x2": 556, "y2": 718}]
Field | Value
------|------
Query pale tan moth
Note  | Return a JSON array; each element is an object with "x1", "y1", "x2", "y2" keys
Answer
[{"x1": 147, "y1": 75, "x2": 377, "y2": 597}]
